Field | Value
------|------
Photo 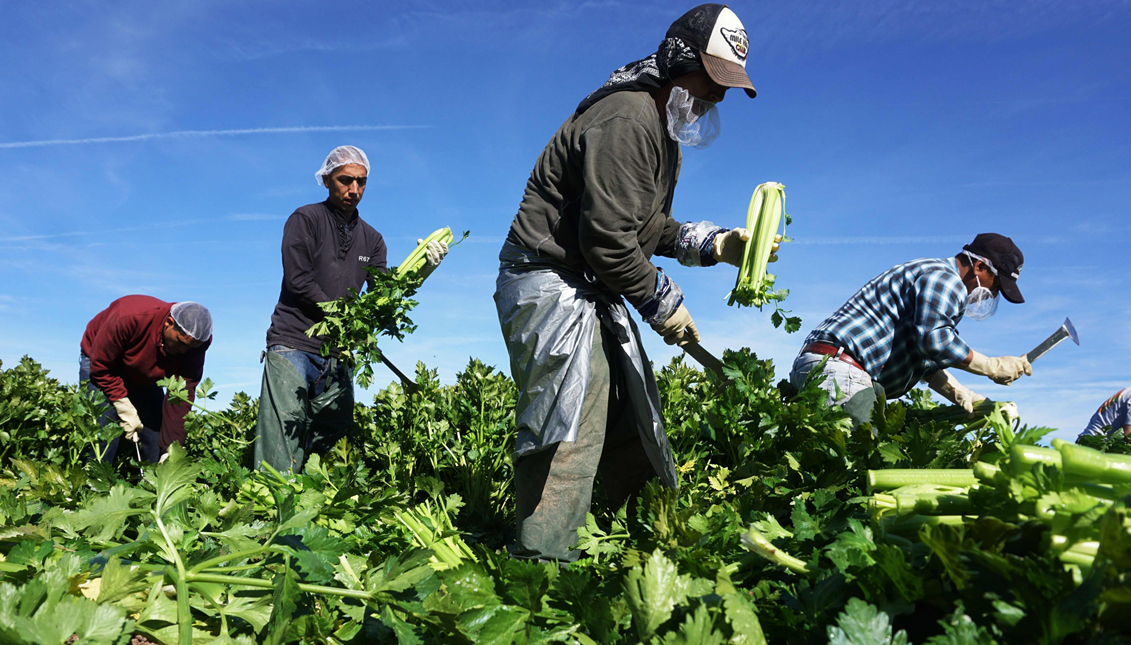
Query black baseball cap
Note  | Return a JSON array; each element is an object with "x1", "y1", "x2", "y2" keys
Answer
[
  {"x1": 963, "y1": 233, "x2": 1025, "y2": 304},
  {"x1": 667, "y1": 4, "x2": 757, "y2": 98}
]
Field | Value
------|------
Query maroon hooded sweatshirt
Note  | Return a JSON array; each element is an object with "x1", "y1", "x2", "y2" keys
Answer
[{"x1": 80, "y1": 295, "x2": 211, "y2": 451}]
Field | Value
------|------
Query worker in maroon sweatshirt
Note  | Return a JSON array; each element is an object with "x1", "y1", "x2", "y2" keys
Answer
[{"x1": 79, "y1": 295, "x2": 213, "y2": 464}]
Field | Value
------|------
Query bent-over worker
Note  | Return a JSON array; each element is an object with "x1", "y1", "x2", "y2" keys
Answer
[
  {"x1": 790, "y1": 233, "x2": 1030, "y2": 425},
  {"x1": 495, "y1": 3, "x2": 762, "y2": 562},
  {"x1": 1079, "y1": 388, "x2": 1131, "y2": 440},
  {"x1": 80, "y1": 295, "x2": 212, "y2": 464},
  {"x1": 255, "y1": 145, "x2": 448, "y2": 473}
]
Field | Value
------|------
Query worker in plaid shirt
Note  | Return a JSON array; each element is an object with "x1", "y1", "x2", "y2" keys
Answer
[{"x1": 790, "y1": 233, "x2": 1031, "y2": 426}]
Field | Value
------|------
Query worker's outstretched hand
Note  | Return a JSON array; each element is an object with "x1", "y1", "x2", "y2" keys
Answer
[
  {"x1": 927, "y1": 369, "x2": 984, "y2": 415},
  {"x1": 421, "y1": 239, "x2": 449, "y2": 267},
  {"x1": 961, "y1": 351, "x2": 1032, "y2": 386},
  {"x1": 651, "y1": 303, "x2": 699, "y2": 347},
  {"x1": 112, "y1": 397, "x2": 143, "y2": 443},
  {"x1": 712, "y1": 228, "x2": 750, "y2": 267}
]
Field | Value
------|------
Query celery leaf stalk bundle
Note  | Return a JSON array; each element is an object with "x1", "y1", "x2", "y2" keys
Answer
[
  {"x1": 307, "y1": 227, "x2": 469, "y2": 388},
  {"x1": 727, "y1": 182, "x2": 800, "y2": 332}
]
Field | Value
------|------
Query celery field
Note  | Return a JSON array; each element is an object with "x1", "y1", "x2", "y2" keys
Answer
[{"x1": 3, "y1": 346, "x2": 1131, "y2": 645}]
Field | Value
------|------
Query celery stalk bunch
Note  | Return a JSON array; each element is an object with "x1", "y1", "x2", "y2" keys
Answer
[
  {"x1": 397, "y1": 227, "x2": 457, "y2": 277},
  {"x1": 728, "y1": 182, "x2": 788, "y2": 308}
]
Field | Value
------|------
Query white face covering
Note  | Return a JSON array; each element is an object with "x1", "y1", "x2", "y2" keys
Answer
[
  {"x1": 665, "y1": 86, "x2": 720, "y2": 149},
  {"x1": 965, "y1": 274, "x2": 999, "y2": 320},
  {"x1": 961, "y1": 251, "x2": 1000, "y2": 320}
]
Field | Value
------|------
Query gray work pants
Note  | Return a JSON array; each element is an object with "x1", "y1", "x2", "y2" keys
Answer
[
  {"x1": 790, "y1": 351, "x2": 886, "y2": 427},
  {"x1": 511, "y1": 323, "x2": 655, "y2": 562}
]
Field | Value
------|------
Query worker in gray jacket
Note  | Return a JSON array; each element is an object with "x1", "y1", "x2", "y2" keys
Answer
[{"x1": 495, "y1": 3, "x2": 762, "y2": 562}]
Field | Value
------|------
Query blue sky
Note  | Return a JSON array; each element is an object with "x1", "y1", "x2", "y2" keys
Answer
[{"x1": 1, "y1": 1, "x2": 1128, "y2": 444}]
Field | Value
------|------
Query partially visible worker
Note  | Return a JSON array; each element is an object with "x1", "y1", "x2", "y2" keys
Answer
[
  {"x1": 80, "y1": 296, "x2": 212, "y2": 464},
  {"x1": 790, "y1": 233, "x2": 1031, "y2": 425},
  {"x1": 255, "y1": 145, "x2": 448, "y2": 474},
  {"x1": 1079, "y1": 388, "x2": 1131, "y2": 440},
  {"x1": 495, "y1": 4, "x2": 764, "y2": 562}
]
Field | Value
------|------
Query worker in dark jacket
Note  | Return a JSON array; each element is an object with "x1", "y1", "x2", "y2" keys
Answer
[
  {"x1": 80, "y1": 295, "x2": 212, "y2": 463},
  {"x1": 495, "y1": 4, "x2": 762, "y2": 562},
  {"x1": 255, "y1": 145, "x2": 448, "y2": 473}
]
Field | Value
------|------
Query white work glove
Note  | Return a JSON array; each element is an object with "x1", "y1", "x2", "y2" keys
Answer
[
  {"x1": 650, "y1": 304, "x2": 699, "y2": 347},
  {"x1": 927, "y1": 370, "x2": 985, "y2": 415},
  {"x1": 112, "y1": 398, "x2": 143, "y2": 443},
  {"x1": 712, "y1": 228, "x2": 750, "y2": 267},
  {"x1": 712, "y1": 229, "x2": 781, "y2": 267},
  {"x1": 997, "y1": 401, "x2": 1020, "y2": 425},
  {"x1": 159, "y1": 452, "x2": 170, "y2": 464},
  {"x1": 960, "y1": 350, "x2": 1032, "y2": 386},
  {"x1": 420, "y1": 239, "x2": 449, "y2": 267}
]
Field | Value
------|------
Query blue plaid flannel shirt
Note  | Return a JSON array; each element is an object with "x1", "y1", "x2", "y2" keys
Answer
[{"x1": 804, "y1": 257, "x2": 971, "y2": 397}]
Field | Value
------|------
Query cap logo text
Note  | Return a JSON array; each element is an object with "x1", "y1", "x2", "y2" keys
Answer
[{"x1": 720, "y1": 27, "x2": 748, "y2": 61}]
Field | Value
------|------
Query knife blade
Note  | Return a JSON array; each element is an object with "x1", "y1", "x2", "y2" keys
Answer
[{"x1": 1025, "y1": 317, "x2": 1080, "y2": 364}]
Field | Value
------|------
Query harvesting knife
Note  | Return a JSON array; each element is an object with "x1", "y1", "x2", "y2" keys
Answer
[
  {"x1": 683, "y1": 341, "x2": 728, "y2": 380},
  {"x1": 134, "y1": 441, "x2": 144, "y2": 477},
  {"x1": 378, "y1": 351, "x2": 422, "y2": 394},
  {"x1": 1025, "y1": 317, "x2": 1080, "y2": 364}
]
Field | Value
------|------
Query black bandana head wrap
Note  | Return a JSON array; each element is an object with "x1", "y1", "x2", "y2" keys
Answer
[{"x1": 575, "y1": 36, "x2": 701, "y2": 115}]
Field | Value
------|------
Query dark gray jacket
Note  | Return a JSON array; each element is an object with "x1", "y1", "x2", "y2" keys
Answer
[
  {"x1": 266, "y1": 201, "x2": 387, "y2": 355},
  {"x1": 506, "y1": 91, "x2": 682, "y2": 310}
]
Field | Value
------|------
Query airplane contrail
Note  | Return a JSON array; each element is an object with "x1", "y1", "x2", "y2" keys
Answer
[
  {"x1": 0, "y1": 125, "x2": 428, "y2": 150},
  {"x1": 794, "y1": 235, "x2": 972, "y2": 245},
  {"x1": 794, "y1": 234, "x2": 1057, "y2": 245}
]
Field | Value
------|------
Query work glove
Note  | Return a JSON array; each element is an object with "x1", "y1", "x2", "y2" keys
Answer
[
  {"x1": 712, "y1": 229, "x2": 782, "y2": 266},
  {"x1": 650, "y1": 303, "x2": 699, "y2": 347},
  {"x1": 997, "y1": 401, "x2": 1020, "y2": 425},
  {"x1": 420, "y1": 239, "x2": 449, "y2": 267},
  {"x1": 927, "y1": 370, "x2": 985, "y2": 415},
  {"x1": 112, "y1": 398, "x2": 143, "y2": 443},
  {"x1": 712, "y1": 228, "x2": 750, "y2": 267},
  {"x1": 159, "y1": 452, "x2": 170, "y2": 464},
  {"x1": 960, "y1": 351, "x2": 1032, "y2": 386}
]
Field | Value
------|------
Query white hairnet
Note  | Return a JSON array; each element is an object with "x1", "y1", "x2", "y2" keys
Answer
[
  {"x1": 170, "y1": 302, "x2": 213, "y2": 342},
  {"x1": 315, "y1": 145, "x2": 370, "y2": 187}
]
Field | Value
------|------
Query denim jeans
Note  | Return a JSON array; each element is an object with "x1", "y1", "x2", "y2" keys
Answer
[
  {"x1": 79, "y1": 353, "x2": 162, "y2": 464},
  {"x1": 789, "y1": 351, "x2": 885, "y2": 426}
]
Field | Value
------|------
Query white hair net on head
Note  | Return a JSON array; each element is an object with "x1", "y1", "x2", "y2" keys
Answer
[
  {"x1": 315, "y1": 145, "x2": 371, "y2": 187},
  {"x1": 170, "y1": 302, "x2": 213, "y2": 342}
]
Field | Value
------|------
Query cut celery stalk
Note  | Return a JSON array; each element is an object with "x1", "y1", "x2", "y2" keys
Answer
[
  {"x1": 1054, "y1": 438, "x2": 1131, "y2": 485},
  {"x1": 867, "y1": 469, "x2": 977, "y2": 492},
  {"x1": 728, "y1": 182, "x2": 786, "y2": 308},
  {"x1": 397, "y1": 227, "x2": 455, "y2": 278}
]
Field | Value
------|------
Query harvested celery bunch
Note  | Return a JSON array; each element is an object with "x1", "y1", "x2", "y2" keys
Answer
[
  {"x1": 727, "y1": 182, "x2": 800, "y2": 331},
  {"x1": 397, "y1": 227, "x2": 462, "y2": 277}
]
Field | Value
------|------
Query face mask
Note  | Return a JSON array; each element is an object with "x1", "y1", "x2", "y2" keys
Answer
[
  {"x1": 665, "y1": 86, "x2": 720, "y2": 148},
  {"x1": 965, "y1": 274, "x2": 999, "y2": 321}
]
